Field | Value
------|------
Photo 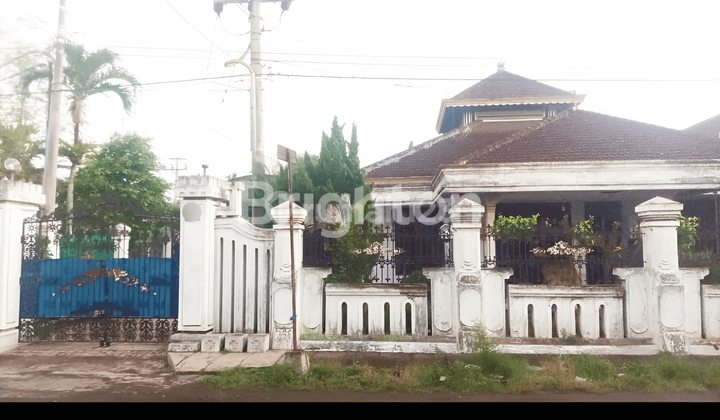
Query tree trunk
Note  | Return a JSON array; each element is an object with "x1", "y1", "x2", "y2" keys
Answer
[
  {"x1": 66, "y1": 162, "x2": 77, "y2": 215},
  {"x1": 67, "y1": 121, "x2": 81, "y2": 214}
]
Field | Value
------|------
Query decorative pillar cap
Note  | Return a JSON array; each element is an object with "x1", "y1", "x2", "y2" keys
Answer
[
  {"x1": 449, "y1": 197, "x2": 485, "y2": 227},
  {"x1": 271, "y1": 200, "x2": 308, "y2": 228},
  {"x1": 0, "y1": 179, "x2": 45, "y2": 206},
  {"x1": 174, "y1": 175, "x2": 231, "y2": 202},
  {"x1": 635, "y1": 196, "x2": 683, "y2": 222}
]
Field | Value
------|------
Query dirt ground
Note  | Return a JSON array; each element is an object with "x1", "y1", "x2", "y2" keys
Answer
[{"x1": 2, "y1": 342, "x2": 720, "y2": 402}]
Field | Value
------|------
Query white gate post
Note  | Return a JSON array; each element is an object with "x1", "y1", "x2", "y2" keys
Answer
[
  {"x1": 270, "y1": 200, "x2": 307, "y2": 349},
  {"x1": 174, "y1": 176, "x2": 227, "y2": 334},
  {"x1": 0, "y1": 179, "x2": 44, "y2": 352}
]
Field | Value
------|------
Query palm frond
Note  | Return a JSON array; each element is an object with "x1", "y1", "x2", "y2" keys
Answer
[{"x1": 19, "y1": 64, "x2": 52, "y2": 92}]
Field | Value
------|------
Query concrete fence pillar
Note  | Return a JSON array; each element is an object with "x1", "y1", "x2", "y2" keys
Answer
[
  {"x1": 450, "y1": 199, "x2": 487, "y2": 349},
  {"x1": 616, "y1": 196, "x2": 702, "y2": 354},
  {"x1": 174, "y1": 176, "x2": 229, "y2": 334},
  {"x1": 270, "y1": 200, "x2": 307, "y2": 349},
  {"x1": 0, "y1": 180, "x2": 44, "y2": 352}
]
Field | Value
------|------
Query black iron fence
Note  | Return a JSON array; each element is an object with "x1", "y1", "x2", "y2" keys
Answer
[
  {"x1": 303, "y1": 223, "x2": 453, "y2": 282},
  {"x1": 482, "y1": 226, "x2": 643, "y2": 285}
]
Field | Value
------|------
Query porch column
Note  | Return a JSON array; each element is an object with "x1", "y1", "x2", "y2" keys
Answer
[
  {"x1": 0, "y1": 179, "x2": 44, "y2": 352},
  {"x1": 570, "y1": 200, "x2": 586, "y2": 284},
  {"x1": 174, "y1": 176, "x2": 227, "y2": 333},
  {"x1": 270, "y1": 200, "x2": 307, "y2": 349},
  {"x1": 482, "y1": 199, "x2": 497, "y2": 265}
]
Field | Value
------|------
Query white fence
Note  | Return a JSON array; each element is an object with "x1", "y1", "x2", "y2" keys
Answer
[
  {"x1": 507, "y1": 285, "x2": 624, "y2": 339},
  {"x1": 214, "y1": 216, "x2": 274, "y2": 334},
  {"x1": 324, "y1": 283, "x2": 429, "y2": 337}
]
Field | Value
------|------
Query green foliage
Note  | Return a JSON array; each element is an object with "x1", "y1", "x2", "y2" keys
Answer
[
  {"x1": 197, "y1": 352, "x2": 720, "y2": 394},
  {"x1": 417, "y1": 360, "x2": 506, "y2": 392},
  {"x1": 20, "y1": 42, "x2": 139, "y2": 212},
  {"x1": 270, "y1": 117, "x2": 370, "y2": 220},
  {"x1": 568, "y1": 354, "x2": 614, "y2": 381},
  {"x1": 677, "y1": 215, "x2": 700, "y2": 257},
  {"x1": 619, "y1": 352, "x2": 720, "y2": 392},
  {"x1": 402, "y1": 270, "x2": 430, "y2": 284},
  {"x1": 0, "y1": 123, "x2": 44, "y2": 183},
  {"x1": 325, "y1": 207, "x2": 385, "y2": 284},
  {"x1": 491, "y1": 214, "x2": 539, "y2": 240},
  {"x1": 272, "y1": 117, "x2": 378, "y2": 283},
  {"x1": 559, "y1": 328, "x2": 583, "y2": 345},
  {"x1": 56, "y1": 133, "x2": 176, "y2": 255},
  {"x1": 571, "y1": 216, "x2": 601, "y2": 247},
  {"x1": 67, "y1": 133, "x2": 173, "y2": 218},
  {"x1": 465, "y1": 322, "x2": 498, "y2": 354}
]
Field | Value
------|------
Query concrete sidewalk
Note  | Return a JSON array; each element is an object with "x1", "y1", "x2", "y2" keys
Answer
[{"x1": 168, "y1": 349, "x2": 290, "y2": 373}]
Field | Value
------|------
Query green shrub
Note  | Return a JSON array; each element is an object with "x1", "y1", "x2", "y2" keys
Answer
[
  {"x1": 491, "y1": 214, "x2": 539, "y2": 241},
  {"x1": 464, "y1": 322, "x2": 498, "y2": 354}
]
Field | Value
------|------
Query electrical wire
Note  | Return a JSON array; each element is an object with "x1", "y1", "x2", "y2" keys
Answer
[
  {"x1": 165, "y1": 0, "x2": 232, "y2": 57},
  {"x1": 5, "y1": 71, "x2": 720, "y2": 99}
]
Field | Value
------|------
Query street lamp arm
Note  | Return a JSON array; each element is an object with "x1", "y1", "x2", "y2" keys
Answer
[{"x1": 224, "y1": 58, "x2": 258, "y2": 176}]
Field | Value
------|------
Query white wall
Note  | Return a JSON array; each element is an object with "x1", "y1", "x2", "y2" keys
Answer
[
  {"x1": 324, "y1": 283, "x2": 428, "y2": 337},
  {"x1": 507, "y1": 285, "x2": 625, "y2": 339}
]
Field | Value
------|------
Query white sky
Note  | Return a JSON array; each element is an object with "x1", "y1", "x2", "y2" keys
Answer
[{"x1": 2, "y1": 0, "x2": 720, "y2": 186}]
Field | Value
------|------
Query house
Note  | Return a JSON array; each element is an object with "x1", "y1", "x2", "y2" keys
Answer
[{"x1": 364, "y1": 63, "x2": 720, "y2": 284}]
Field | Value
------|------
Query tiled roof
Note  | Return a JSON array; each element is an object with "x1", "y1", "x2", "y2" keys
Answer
[
  {"x1": 467, "y1": 110, "x2": 720, "y2": 164},
  {"x1": 683, "y1": 113, "x2": 720, "y2": 138},
  {"x1": 452, "y1": 69, "x2": 573, "y2": 100},
  {"x1": 365, "y1": 120, "x2": 543, "y2": 179},
  {"x1": 365, "y1": 110, "x2": 720, "y2": 180}
]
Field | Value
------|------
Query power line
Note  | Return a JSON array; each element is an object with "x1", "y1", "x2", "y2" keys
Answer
[
  {"x1": 5, "y1": 73, "x2": 720, "y2": 98},
  {"x1": 165, "y1": 0, "x2": 233, "y2": 58}
]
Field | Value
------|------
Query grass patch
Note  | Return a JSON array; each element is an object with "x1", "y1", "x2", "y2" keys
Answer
[
  {"x1": 198, "y1": 353, "x2": 720, "y2": 394},
  {"x1": 199, "y1": 326, "x2": 720, "y2": 394}
]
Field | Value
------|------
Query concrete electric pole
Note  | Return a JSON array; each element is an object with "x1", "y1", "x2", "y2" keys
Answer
[
  {"x1": 43, "y1": 0, "x2": 67, "y2": 216},
  {"x1": 213, "y1": 0, "x2": 293, "y2": 180}
]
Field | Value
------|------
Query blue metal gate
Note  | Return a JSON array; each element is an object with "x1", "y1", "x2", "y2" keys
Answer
[{"x1": 18, "y1": 213, "x2": 179, "y2": 343}]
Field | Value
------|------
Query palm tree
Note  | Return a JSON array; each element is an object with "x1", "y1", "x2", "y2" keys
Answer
[{"x1": 20, "y1": 42, "x2": 139, "y2": 214}]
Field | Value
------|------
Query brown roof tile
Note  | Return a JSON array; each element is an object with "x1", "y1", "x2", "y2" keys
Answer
[
  {"x1": 452, "y1": 69, "x2": 573, "y2": 100},
  {"x1": 683, "y1": 113, "x2": 720, "y2": 138},
  {"x1": 365, "y1": 110, "x2": 720, "y2": 180},
  {"x1": 468, "y1": 110, "x2": 720, "y2": 164}
]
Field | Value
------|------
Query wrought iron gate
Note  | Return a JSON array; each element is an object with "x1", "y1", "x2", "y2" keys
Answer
[{"x1": 18, "y1": 213, "x2": 180, "y2": 343}]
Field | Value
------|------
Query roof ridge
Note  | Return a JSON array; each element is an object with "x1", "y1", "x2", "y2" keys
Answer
[{"x1": 454, "y1": 113, "x2": 569, "y2": 165}]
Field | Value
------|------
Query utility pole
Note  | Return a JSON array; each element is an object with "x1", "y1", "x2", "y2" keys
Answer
[
  {"x1": 43, "y1": 0, "x2": 67, "y2": 216},
  {"x1": 167, "y1": 157, "x2": 188, "y2": 185},
  {"x1": 249, "y1": 0, "x2": 265, "y2": 179},
  {"x1": 213, "y1": 0, "x2": 292, "y2": 180}
]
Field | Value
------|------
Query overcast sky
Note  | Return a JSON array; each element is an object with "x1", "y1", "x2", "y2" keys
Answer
[{"x1": 2, "y1": 0, "x2": 720, "y2": 186}]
